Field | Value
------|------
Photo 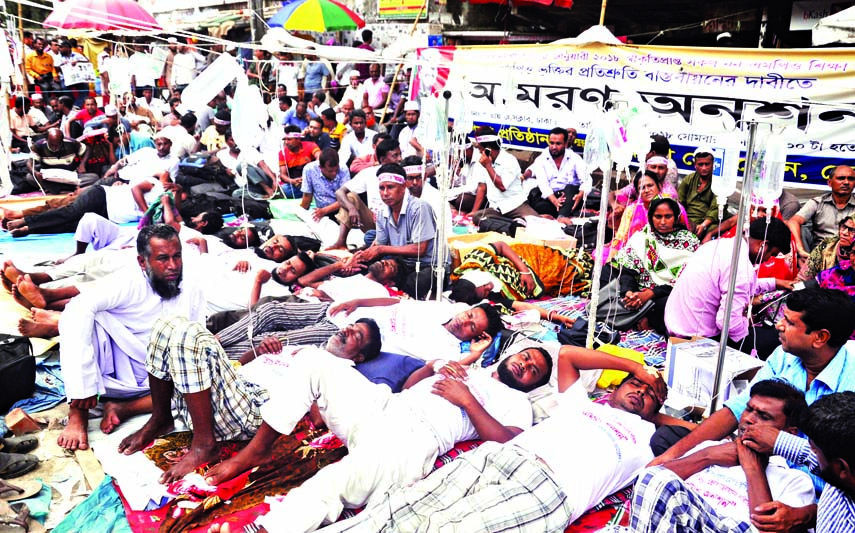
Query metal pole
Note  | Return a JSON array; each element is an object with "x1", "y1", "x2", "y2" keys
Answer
[
  {"x1": 586, "y1": 159, "x2": 612, "y2": 348},
  {"x1": 710, "y1": 120, "x2": 759, "y2": 413},
  {"x1": 249, "y1": 0, "x2": 266, "y2": 43},
  {"x1": 598, "y1": 0, "x2": 608, "y2": 25},
  {"x1": 434, "y1": 91, "x2": 452, "y2": 300}
]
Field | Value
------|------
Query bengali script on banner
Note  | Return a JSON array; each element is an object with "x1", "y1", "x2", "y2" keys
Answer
[{"x1": 416, "y1": 44, "x2": 855, "y2": 187}]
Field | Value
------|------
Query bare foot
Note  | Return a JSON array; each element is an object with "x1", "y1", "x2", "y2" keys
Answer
[
  {"x1": 30, "y1": 308, "x2": 58, "y2": 322},
  {"x1": 325, "y1": 243, "x2": 348, "y2": 251},
  {"x1": 17, "y1": 275, "x2": 46, "y2": 309},
  {"x1": 10, "y1": 227, "x2": 30, "y2": 238},
  {"x1": 160, "y1": 442, "x2": 220, "y2": 484},
  {"x1": 204, "y1": 447, "x2": 263, "y2": 485},
  {"x1": 3, "y1": 261, "x2": 23, "y2": 287},
  {"x1": 7, "y1": 219, "x2": 25, "y2": 231},
  {"x1": 11, "y1": 285, "x2": 32, "y2": 310},
  {"x1": 118, "y1": 417, "x2": 175, "y2": 455},
  {"x1": 100, "y1": 396, "x2": 152, "y2": 434},
  {"x1": 18, "y1": 317, "x2": 59, "y2": 338},
  {"x1": 58, "y1": 406, "x2": 90, "y2": 451}
]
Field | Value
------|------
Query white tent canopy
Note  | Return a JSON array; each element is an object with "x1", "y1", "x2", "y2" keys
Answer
[{"x1": 813, "y1": 6, "x2": 855, "y2": 46}]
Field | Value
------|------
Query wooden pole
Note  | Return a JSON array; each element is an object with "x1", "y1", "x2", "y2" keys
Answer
[
  {"x1": 598, "y1": 0, "x2": 608, "y2": 26},
  {"x1": 379, "y1": 0, "x2": 427, "y2": 126}
]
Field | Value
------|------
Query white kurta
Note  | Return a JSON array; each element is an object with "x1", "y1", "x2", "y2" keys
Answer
[{"x1": 59, "y1": 266, "x2": 207, "y2": 399}]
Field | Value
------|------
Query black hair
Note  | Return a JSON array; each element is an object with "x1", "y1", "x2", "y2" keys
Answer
[
  {"x1": 376, "y1": 138, "x2": 400, "y2": 161},
  {"x1": 320, "y1": 108, "x2": 337, "y2": 121},
  {"x1": 350, "y1": 109, "x2": 367, "y2": 122},
  {"x1": 58, "y1": 95, "x2": 74, "y2": 110},
  {"x1": 401, "y1": 155, "x2": 423, "y2": 168},
  {"x1": 180, "y1": 113, "x2": 197, "y2": 129},
  {"x1": 748, "y1": 217, "x2": 791, "y2": 255},
  {"x1": 319, "y1": 148, "x2": 339, "y2": 167},
  {"x1": 355, "y1": 318, "x2": 382, "y2": 361},
  {"x1": 694, "y1": 149, "x2": 714, "y2": 161},
  {"x1": 474, "y1": 302, "x2": 503, "y2": 338},
  {"x1": 198, "y1": 212, "x2": 224, "y2": 234},
  {"x1": 647, "y1": 197, "x2": 685, "y2": 231},
  {"x1": 284, "y1": 124, "x2": 302, "y2": 135},
  {"x1": 168, "y1": 96, "x2": 181, "y2": 106},
  {"x1": 14, "y1": 96, "x2": 30, "y2": 109},
  {"x1": 498, "y1": 347, "x2": 554, "y2": 393},
  {"x1": 800, "y1": 391, "x2": 855, "y2": 469},
  {"x1": 650, "y1": 134, "x2": 670, "y2": 156},
  {"x1": 137, "y1": 224, "x2": 179, "y2": 257},
  {"x1": 633, "y1": 169, "x2": 661, "y2": 193},
  {"x1": 313, "y1": 90, "x2": 325, "y2": 101},
  {"x1": 23, "y1": 31, "x2": 33, "y2": 39},
  {"x1": 373, "y1": 132, "x2": 391, "y2": 146},
  {"x1": 224, "y1": 128, "x2": 233, "y2": 140},
  {"x1": 279, "y1": 95, "x2": 293, "y2": 107},
  {"x1": 785, "y1": 288, "x2": 855, "y2": 348},
  {"x1": 450, "y1": 279, "x2": 480, "y2": 305},
  {"x1": 749, "y1": 379, "x2": 808, "y2": 428},
  {"x1": 376, "y1": 162, "x2": 406, "y2": 180},
  {"x1": 473, "y1": 125, "x2": 500, "y2": 151},
  {"x1": 548, "y1": 127, "x2": 569, "y2": 142},
  {"x1": 296, "y1": 251, "x2": 316, "y2": 273},
  {"x1": 362, "y1": 29, "x2": 373, "y2": 42},
  {"x1": 309, "y1": 116, "x2": 324, "y2": 128}
]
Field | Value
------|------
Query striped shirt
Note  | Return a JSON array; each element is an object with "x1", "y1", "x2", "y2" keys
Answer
[
  {"x1": 31, "y1": 138, "x2": 86, "y2": 171},
  {"x1": 775, "y1": 431, "x2": 855, "y2": 532}
]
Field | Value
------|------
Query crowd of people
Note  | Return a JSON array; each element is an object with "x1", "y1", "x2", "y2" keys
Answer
[{"x1": 1, "y1": 28, "x2": 854, "y2": 533}]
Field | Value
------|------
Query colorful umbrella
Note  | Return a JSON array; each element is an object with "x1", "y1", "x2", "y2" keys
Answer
[
  {"x1": 268, "y1": 0, "x2": 365, "y2": 33},
  {"x1": 44, "y1": 0, "x2": 162, "y2": 32}
]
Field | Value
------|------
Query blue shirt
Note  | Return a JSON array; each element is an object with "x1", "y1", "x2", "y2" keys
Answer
[
  {"x1": 300, "y1": 160, "x2": 350, "y2": 209},
  {"x1": 775, "y1": 431, "x2": 855, "y2": 532},
  {"x1": 725, "y1": 341, "x2": 855, "y2": 491},
  {"x1": 375, "y1": 192, "x2": 437, "y2": 267},
  {"x1": 303, "y1": 62, "x2": 330, "y2": 91},
  {"x1": 281, "y1": 108, "x2": 309, "y2": 130}
]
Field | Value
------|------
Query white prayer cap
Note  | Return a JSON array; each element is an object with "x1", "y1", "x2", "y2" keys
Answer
[
  {"x1": 403, "y1": 101, "x2": 419, "y2": 112},
  {"x1": 694, "y1": 146, "x2": 715, "y2": 158},
  {"x1": 167, "y1": 37, "x2": 178, "y2": 44},
  {"x1": 349, "y1": 70, "x2": 361, "y2": 79},
  {"x1": 104, "y1": 104, "x2": 118, "y2": 116}
]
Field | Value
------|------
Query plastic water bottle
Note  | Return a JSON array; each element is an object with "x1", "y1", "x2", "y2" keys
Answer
[{"x1": 755, "y1": 132, "x2": 787, "y2": 221}]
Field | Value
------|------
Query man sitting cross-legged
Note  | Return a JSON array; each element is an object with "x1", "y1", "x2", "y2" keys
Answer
[
  {"x1": 202, "y1": 346, "x2": 553, "y2": 532},
  {"x1": 117, "y1": 314, "x2": 382, "y2": 484},
  {"x1": 630, "y1": 379, "x2": 816, "y2": 533},
  {"x1": 56, "y1": 224, "x2": 206, "y2": 451},
  {"x1": 314, "y1": 345, "x2": 669, "y2": 533}
]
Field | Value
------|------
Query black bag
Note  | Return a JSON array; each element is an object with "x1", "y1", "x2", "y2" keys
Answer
[
  {"x1": 181, "y1": 192, "x2": 272, "y2": 220},
  {"x1": 0, "y1": 334, "x2": 35, "y2": 413},
  {"x1": 557, "y1": 318, "x2": 620, "y2": 348},
  {"x1": 563, "y1": 219, "x2": 611, "y2": 251},
  {"x1": 477, "y1": 216, "x2": 522, "y2": 237},
  {"x1": 588, "y1": 278, "x2": 653, "y2": 331}
]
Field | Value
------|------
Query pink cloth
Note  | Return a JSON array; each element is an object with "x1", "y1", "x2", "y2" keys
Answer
[{"x1": 664, "y1": 237, "x2": 775, "y2": 342}]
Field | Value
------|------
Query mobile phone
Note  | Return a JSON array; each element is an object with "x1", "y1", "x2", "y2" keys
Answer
[
  {"x1": 484, "y1": 148, "x2": 492, "y2": 157},
  {"x1": 792, "y1": 281, "x2": 805, "y2": 291}
]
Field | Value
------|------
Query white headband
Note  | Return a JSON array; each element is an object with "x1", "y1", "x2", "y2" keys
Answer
[
  {"x1": 403, "y1": 165, "x2": 424, "y2": 175},
  {"x1": 647, "y1": 156, "x2": 668, "y2": 166},
  {"x1": 378, "y1": 172, "x2": 406, "y2": 184},
  {"x1": 283, "y1": 132, "x2": 302, "y2": 139},
  {"x1": 475, "y1": 135, "x2": 499, "y2": 143}
]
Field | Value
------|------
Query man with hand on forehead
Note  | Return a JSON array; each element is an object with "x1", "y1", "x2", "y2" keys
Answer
[{"x1": 350, "y1": 163, "x2": 440, "y2": 299}]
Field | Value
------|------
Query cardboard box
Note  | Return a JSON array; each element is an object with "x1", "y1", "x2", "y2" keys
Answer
[
  {"x1": 665, "y1": 337, "x2": 763, "y2": 416},
  {"x1": 515, "y1": 228, "x2": 577, "y2": 250}
]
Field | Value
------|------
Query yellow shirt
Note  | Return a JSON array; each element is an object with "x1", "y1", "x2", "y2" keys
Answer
[
  {"x1": 325, "y1": 122, "x2": 347, "y2": 144},
  {"x1": 25, "y1": 51, "x2": 56, "y2": 79},
  {"x1": 201, "y1": 126, "x2": 226, "y2": 151}
]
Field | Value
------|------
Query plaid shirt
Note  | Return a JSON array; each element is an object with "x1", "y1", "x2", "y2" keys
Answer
[
  {"x1": 301, "y1": 160, "x2": 350, "y2": 209},
  {"x1": 147, "y1": 316, "x2": 268, "y2": 441},
  {"x1": 775, "y1": 432, "x2": 855, "y2": 533}
]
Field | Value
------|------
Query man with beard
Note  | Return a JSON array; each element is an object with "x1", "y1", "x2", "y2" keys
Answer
[
  {"x1": 525, "y1": 127, "x2": 585, "y2": 218},
  {"x1": 115, "y1": 315, "x2": 382, "y2": 484},
  {"x1": 202, "y1": 343, "x2": 552, "y2": 532},
  {"x1": 56, "y1": 225, "x2": 206, "y2": 451},
  {"x1": 395, "y1": 101, "x2": 424, "y2": 159}
]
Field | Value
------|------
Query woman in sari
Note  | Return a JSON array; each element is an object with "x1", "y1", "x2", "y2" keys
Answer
[
  {"x1": 607, "y1": 170, "x2": 688, "y2": 260},
  {"x1": 798, "y1": 214, "x2": 855, "y2": 281},
  {"x1": 611, "y1": 197, "x2": 700, "y2": 333},
  {"x1": 812, "y1": 246, "x2": 855, "y2": 339},
  {"x1": 451, "y1": 241, "x2": 594, "y2": 299}
]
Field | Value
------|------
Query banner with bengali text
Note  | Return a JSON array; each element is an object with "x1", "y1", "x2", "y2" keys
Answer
[{"x1": 415, "y1": 43, "x2": 855, "y2": 187}]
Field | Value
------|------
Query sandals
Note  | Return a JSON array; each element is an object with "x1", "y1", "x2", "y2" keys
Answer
[
  {"x1": 0, "y1": 437, "x2": 38, "y2": 455},
  {"x1": 0, "y1": 502, "x2": 30, "y2": 533},
  {"x1": 0, "y1": 481, "x2": 41, "y2": 502},
  {"x1": 0, "y1": 454, "x2": 38, "y2": 480}
]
